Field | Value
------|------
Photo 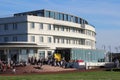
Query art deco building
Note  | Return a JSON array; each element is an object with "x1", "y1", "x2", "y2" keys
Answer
[{"x1": 0, "y1": 9, "x2": 105, "y2": 63}]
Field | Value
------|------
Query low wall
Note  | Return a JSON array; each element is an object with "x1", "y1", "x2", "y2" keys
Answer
[{"x1": 78, "y1": 62, "x2": 113, "y2": 69}]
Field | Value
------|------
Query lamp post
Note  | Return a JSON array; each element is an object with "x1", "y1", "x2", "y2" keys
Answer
[
  {"x1": 102, "y1": 45, "x2": 106, "y2": 51},
  {"x1": 104, "y1": 51, "x2": 108, "y2": 62},
  {"x1": 108, "y1": 45, "x2": 112, "y2": 62}
]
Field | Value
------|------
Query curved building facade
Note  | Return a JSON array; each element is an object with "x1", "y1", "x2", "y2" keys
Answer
[
  {"x1": 0, "y1": 9, "x2": 105, "y2": 63},
  {"x1": 14, "y1": 9, "x2": 96, "y2": 50}
]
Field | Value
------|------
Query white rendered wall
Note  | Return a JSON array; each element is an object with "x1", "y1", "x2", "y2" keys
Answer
[
  {"x1": 0, "y1": 15, "x2": 96, "y2": 49},
  {"x1": 27, "y1": 15, "x2": 96, "y2": 49}
]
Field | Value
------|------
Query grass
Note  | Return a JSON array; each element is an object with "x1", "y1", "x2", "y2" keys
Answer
[{"x1": 0, "y1": 71, "x2": 120, "y2": 80}]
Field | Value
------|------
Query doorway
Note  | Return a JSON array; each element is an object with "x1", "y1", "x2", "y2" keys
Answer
[
  {"x1": 9, "y1": 49, "x2": 19, "y2": 63},
  {"x1": 55, "y1": 48, "x2": 71, "y2": 62},
  {"x1": 11, "y1": 54, "x2": 18, "y2": 63}
]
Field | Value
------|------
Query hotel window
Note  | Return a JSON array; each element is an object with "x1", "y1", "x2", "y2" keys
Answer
[
  {"x1": 45, "y1": 11, "x2": 50, "y2": 17},
  {"x1": 71, "y1": 16, "x2": 73, "y2": 22},
  {"x1": 83, "y1": 20, "x2": 85, "y2": 24},
  {"x1": 13, "y1": 23, "x2": 17, "y2": 30},
  {"x1": 48, "y1": 37, "x2": 51, "y2": 43},
  {"x1": 61, "y1": 26, "x2": 64, "y2": 31},
  {"x1": 78, "y1": 18, "x2": 80, "y2": 24},
  {"x1": 54, "y1": 38, "x2": 56, "y2": 43},
  {"x1": 53, "y1": 25, "x2": 56, "y2": 30},
  {"x1": 75, "y1": 17, "x2": 78, "y2": 23},
  {"x1": 54, "y1": 12, "x2": 57, "y2": 19},
  {"x1": 48, "y1": 24, "x2": 51, "y2": 30},
  {"x1": 61, "y1": 38, "x2": 64, "y2": 43},
  {"x1": 37, "y1": 13, "x2": 44, "y2": 16},
  {"x1": 29, "y1": 49, "x2": 35, "y2": 57},
  {"x1": 60, "y1": 13, "x2": 63, "y2": 20},
  {"x1": 30, "y1": 36, "x2": 35, "y2": 42},
  {"x1": 39, "y1": 51, "x2": 45, "y2": 58},
  {"x1": 50, "y1": 11, "x2": 54, "y2": 18},
  {"x1": 86, "y1": 30, "x2": 91, "y2": 35},
  {"x1": 4, "y1": 37, "x2": 9, "y2": 42},
  {"x1": 13, "y1": 36, "x2": 17, "y2": 41},
  {"x1": 69, "y1": 39, "x2": 71, "y2": 44},
  {"x1": 30, "y1": 22, "x2": 35, "y2": 29},
  {"x1": 73, "y1": 16, "x2": 76, "y2": 23},
  {"x1": 55, "y1": 12, "x2": 59, "y2": 20},
  {"x1": 80, "y1": 18, "x2": 82, "y2": 24},
  {"x1": 57, "y1": 26, "x2": 59, "y2": 31},
  {"x1": 71, "y1": 16, "x2": 76, "y2": 22},
  {"x1": 86, "y1": 40, "x2": 91, "y2": 46},
  {"x1": 79, "y1": 29, "x2": 84, "y2": 34},
  {"x1": 68, "y1": 27, "x2": 70, "y2": 32},
  {"x1": 47, "y1": 51, "x2": 52, "y2": 56},
  {"x1": 78, "y1": 40, "x2": 81, "y2": 45},
  {"x1": 81, "y1": 39, "x2": 85, "y2": 45},
  {"x1": 39, "y1": 36, "x2": 43, "y2": 42},
  {"x1": 64, "y1": 14, "x2": 68, "y2": 21},
  {"x1": 0, "y1": 25, "x2": 1, "y2": 31},
  {"x1": 53, "y1": 26, "x2": 55, "y2": 30},
  {"x1": 85, "y1": 21, "x2": 88, "y2": 24},
  {"x1": 57, "y1": 38, "x2": 60, "y2": 43},
  {"x1": 66, "y1": 27, "x2": 69, "y2": 32},
  {"x1": 92, "y1": 32, "x2": 95, "y2": 37},
  {"x1": 4, "y1": 24, "x2": 8, "y2": 30},
  {"x1": 68, "y1": 15, "x2": 71, "y2": 21},
  {"x1": 72, "y1": 40, "x2": 75, "y2": 44},
  {"x1": 81, "y1": 19, "x2": 83, "y2": 24},
  {"x1": 66, "y1": 39, "x2": 69, "y2": 44},
  {"x1": 39, "y1": 23, "x2": 43, "y2": 29},
  {"x1": 78, "y1": 29, "x2": 81, "y2": 33},
  {"x1": 72, "y1": 28, "x2": 75, "y2": 32}
]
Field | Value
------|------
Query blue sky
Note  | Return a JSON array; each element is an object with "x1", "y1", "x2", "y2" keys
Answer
[{"x1": 0, "y1": 0, "x2": 120, "y2": 52}]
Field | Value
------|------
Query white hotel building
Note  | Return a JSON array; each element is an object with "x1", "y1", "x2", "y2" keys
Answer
[{"x1": 0, "y1": 9, "x2": 105, "y2": 63}]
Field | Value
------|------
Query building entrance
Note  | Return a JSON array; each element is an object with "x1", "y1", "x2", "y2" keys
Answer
[
  {"x1": 55, "y1": 48, "x2": 71, "y2": 62},
  {"x1": 9, "y1": 49, "x2": 19, "y2": 63},
  {"x1": 11, "y1": 53, "x2": 18, "y2": 63}
]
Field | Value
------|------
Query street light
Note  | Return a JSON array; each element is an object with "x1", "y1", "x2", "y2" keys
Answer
[{"x1": 108, "y1": 45, "x2": 112, "y2": 62}]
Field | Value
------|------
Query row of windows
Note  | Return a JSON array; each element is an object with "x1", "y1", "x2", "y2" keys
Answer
[
  {"x1": 3, "y1": 36, "x2": 17, "y2": 42},
  {"x1": 54, "y1": 25, "x2": 95, "y2": 37},
  {"x1": 53, "y1": 25, "x2": 85, "y2": 34},
  {"x1": 1, "y1": 35, "x2": 94, "y2": 46},
  {"x1": 30, "y1": 36, "x2": 93, "y2": 46},
  {"x1": 39, "y1": 51, "x2": 52, "y2": 59},
  {"x1": 1, "y1": 36, "x2": 50, "y2": 43},
  {"x1": 30, "y1": 36, "x2": 52, "y2": 43},
  {"x1": 54, "y1": 37, "x2": 85, "y2": 45},
  {"x1": 86, "y1": 30, "x2": 96, "y2": 36},
  {"x1": 45, "y1": 11, "x2": 88, "y2": 24},
  {"x1": 0, "y1": 22, "x2": 95, "y2": 38},
  {"x1": 29, "y1": 22, "x2": 95, "y2": 37},
  {"x1": 0, "y1": 23, "x2": 18, "y2": 31},
  {"x1": 14, "y1": 10, "x2": 89, "y2": 26},
  {"x1": 30, "y1": 22, "x2": 51, "y2": 30},
  {"x1": 86, "y1": 40, "x2": 94, "y2": 46}
]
